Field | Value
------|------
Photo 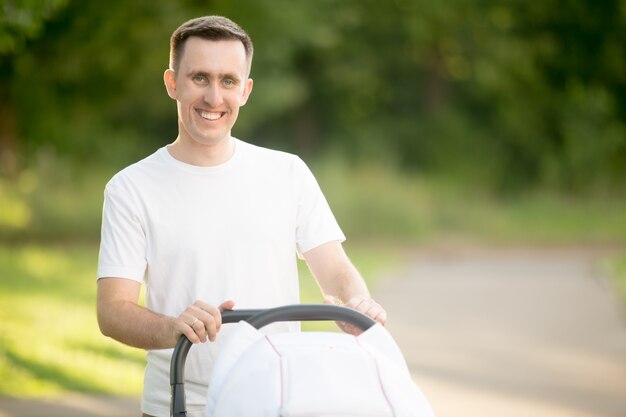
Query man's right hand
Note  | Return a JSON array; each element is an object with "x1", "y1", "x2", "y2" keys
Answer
[
  {"x1": 176, "y1": 300, "x2": 235, "y2": 343},
  {"x1": 97, "y1": 277, "x2": 237, "y2": 349}
]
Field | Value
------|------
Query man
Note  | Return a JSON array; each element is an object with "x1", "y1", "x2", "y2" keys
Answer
[{"x1": 96, "y1": 15, "x2": 386, "y2": 417}]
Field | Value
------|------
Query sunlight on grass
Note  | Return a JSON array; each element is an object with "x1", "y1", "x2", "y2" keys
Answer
[
  {"x1": 0, "y1": 170, "x2": 42, "y2": 232},
  {"x1": 0, "y1": 182, "x2": 32, "y2": 231},
  {"x1": 0, "y1": 244, "x2": 144, "y2": 398},
  {"x1": 18, "y1": 247, "x2": 73, "y2": 281}
]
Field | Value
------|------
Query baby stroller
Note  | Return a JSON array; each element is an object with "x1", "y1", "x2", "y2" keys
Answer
[{"x1": 170, "y1": 304, "x2": 435, "y2": 417}]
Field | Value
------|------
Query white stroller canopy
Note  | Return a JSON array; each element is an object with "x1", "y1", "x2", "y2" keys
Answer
[{"x1": 205, "y1": 322, "x2": 435, "y2": 417}]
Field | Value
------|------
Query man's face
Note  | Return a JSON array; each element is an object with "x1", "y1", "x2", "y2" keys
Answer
[{"x1": 165, "y1": 37, "x2": 253, "y2": 148}]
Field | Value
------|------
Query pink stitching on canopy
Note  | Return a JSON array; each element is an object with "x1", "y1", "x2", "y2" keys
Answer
[
  {"x1": 265, "y1": 335, "x2": 284, "y2": 409},
  {"x1": 357, "y1": 336, "x2": 395, "y2": 417}
]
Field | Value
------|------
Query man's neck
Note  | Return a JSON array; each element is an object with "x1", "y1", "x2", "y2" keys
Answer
[{"x1": 167, "y1": 136, "x2": 235, "y2": 167}]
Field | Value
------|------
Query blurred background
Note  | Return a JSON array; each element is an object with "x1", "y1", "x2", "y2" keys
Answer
[{"x1": 0, "y1": 0, "x2": 625, "y2": 415}]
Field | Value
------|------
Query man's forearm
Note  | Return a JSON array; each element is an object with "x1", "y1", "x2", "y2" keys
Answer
[
  {"x1": 319, "y1": 261, "x2": 371, "y2": 303},
  {"x1": 303, "y1": 242, "x2": 386, "y2": 332},
  {"x1": 98, "y1": 299, "x2": 178, "y2": 350}
]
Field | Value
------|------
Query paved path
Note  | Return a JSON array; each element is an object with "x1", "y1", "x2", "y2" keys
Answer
[
  {"x1": 0, "y1": 394, "x2": 139, "y2": 417},
  {"x1": 375, "y1": 246, "x2": 626, "y2": 417}
]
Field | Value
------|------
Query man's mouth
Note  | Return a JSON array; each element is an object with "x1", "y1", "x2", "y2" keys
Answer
[{"x1": 198, "y1": 110, "x2": 224, "y2": 121}]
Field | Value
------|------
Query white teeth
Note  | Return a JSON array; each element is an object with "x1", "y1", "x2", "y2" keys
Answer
[{"x1": 201, "y1": 111, "x2": 222, "y2": 120}]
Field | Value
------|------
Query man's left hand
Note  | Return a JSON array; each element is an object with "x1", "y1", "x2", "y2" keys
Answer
[{"x1": 325, "y1": 295, "x2": 387, "y2": 335}]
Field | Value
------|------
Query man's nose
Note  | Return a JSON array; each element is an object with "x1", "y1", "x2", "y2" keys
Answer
[{"x1": 204, "y1": 84, "x2": 223, "y2": 107}]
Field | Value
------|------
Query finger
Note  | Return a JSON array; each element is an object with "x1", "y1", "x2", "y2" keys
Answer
[
  {"x1": 204, "y1": 315, "x2": 218, "y2": 342},
  {"x1": 217, "y1": 300, "x2": 235, "y2": 330},
  {"x1": 347, "y1": 297, "x2": 375, "y2": 319},
  {"x1": 353, "y1": 298, "x2": 375, "y2": 316},
  {"x1": 183, "y1": 307, "x2": 211, "y2": 343},
  {"x1": 196, "y1": 308, "x2": 220, "y2": 342},
  {"x1": 344, "y1": 295, "x2": 367, "y2": 309},
  {"x1": 183, "y1": 308, "x2": 208, "y2": 343},
  {"x1": 345, "y1": 296, "x2": 386, "y2": 327},
  {"x1": 218, "y1": 300, "x2": 235, "y2": 311},
  {"x1": 362, "y1": 300, "x2": 386, "y2": 325},
  {"x1": 178, "y1": 317, "x2": 201, "y2": 344},
  {"x1": 334, "y1": 319, "x2": 361, "y2": 336},
  {"x1": 190, "y1": 317, "x2": 208, "y2": 343},
  {"x1": 362, "y1": 302, "x2": 383, "y2": 319},
  {"x1": 193, "y1": 301, "x2": 223, "y2": 332},
  {"x1": 340, "y1": 321, "x2": 363, "y2": 336},
  {"x1": 183, "y1": 327, "x2": 201, "y2": 344},
  {"x1": 374, "y1": 308, "x2": 387, "y2": 325}
]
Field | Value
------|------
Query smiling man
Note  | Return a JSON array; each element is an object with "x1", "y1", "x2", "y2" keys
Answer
[
  {"x1": 164, "y1": 35, "x2": 252, "y2": 165},
  {"x1": 96, "y1": 16, "x2": 386, "y2": 417}
]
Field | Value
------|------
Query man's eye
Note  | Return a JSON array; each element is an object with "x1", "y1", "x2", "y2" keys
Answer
[
  {"x1": 193, "y1": 75, "x2": 208, "y2": 83},
  {"x1": 223, "y1": 79, "x2": 235, "y2": 87}
]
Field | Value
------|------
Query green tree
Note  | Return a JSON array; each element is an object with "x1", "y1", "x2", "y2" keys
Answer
[
  {"x1": 1, "y1": 0, "x2": 624, "y2": 192},
  {"x1": 0, "y1": 0, "x2": 68, "y2": 173}
]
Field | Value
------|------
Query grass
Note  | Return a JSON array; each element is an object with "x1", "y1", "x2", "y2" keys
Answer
[{"x1": 0, "y1": 244, "x2": 145, "y2": 398}]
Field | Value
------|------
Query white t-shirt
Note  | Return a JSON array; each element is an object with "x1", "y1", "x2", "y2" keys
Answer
[{"x1": 97, "y1": 139, "x2": 345, "y2": 417}]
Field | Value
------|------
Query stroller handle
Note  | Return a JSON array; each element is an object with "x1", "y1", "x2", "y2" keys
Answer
[{"x1": 170, "y1": 304, "x2": 376, "y2": 417}]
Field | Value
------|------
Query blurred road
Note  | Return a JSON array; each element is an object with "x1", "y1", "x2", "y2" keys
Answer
[
  {"x1": 376, "y1": 245, "x2": 626, "y2": 417},
  {"x1": 0, "y1": 394, "x2": 139, "y2": 417}
]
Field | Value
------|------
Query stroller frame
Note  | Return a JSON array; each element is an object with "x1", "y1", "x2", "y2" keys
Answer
[{"x1": 170, "y1": 304, "x2": 376, "y2": 417}]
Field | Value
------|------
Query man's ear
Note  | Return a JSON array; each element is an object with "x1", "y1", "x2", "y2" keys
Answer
[
  {"x1": 240, "y1": 78, "x2": 254, "y2": 106},
  {"x1": 164, "y1": 69, "x2": 177, "y2": 99}
]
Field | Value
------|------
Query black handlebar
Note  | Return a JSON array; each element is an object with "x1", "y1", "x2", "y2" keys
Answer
[
  {"x1": 170, "y1": 304, "x2": 376, "y2": 417},
  {"x1": 170, "y1": 309, "x2": 262, "y2": 417},
  {"x1": 245, "y1": 304, "x2": 377, "y2": 330}
]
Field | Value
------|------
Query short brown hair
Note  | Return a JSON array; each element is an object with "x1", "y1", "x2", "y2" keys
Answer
[{"x1": 169, "y1": 16, "x2": 254, "y2": 74}]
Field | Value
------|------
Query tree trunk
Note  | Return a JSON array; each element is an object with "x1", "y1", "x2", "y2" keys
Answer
[{"x1": 0, "y1": 93, "x2": 19, "y2": 176}]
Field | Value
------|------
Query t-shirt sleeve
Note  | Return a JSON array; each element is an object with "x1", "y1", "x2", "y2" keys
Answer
[
  {"x1": 294, "y1": 157, "x2": 346, "y2": 256},
  {"x1": 97, "y1": 176, "x2": 147, "y2": 282}
]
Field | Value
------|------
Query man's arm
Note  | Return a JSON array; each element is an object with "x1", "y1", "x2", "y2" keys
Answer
[
  {"x1": 97, "y1": 277, "x2": 234, "y2": 349},
  {"x1": 303, "y1": 241, "x2": 387, "y2": 334}
]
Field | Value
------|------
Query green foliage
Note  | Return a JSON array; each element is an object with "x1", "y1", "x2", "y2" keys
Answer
[
  {"x1": 312, "y1": 156, "x2": 626, "y2": 244},
  {"x1": 0, "y1": 0, "x2": 68, "y2": 54},
  {"x1": 1, "y1": 154, "x2": 625, "y2": 245},
  {"x1": 1, "y1": 0, "x2": 624, "y2": 192}
]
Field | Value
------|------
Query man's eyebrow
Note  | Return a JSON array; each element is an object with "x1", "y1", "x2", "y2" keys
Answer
[
  {"x1": 186, "y1": 70, "x2": 241, "y2": 82},
  {"x1": 220, "y1": 72, "x2": 242, "y2": 82},
  {"x1": 187, "y1": 69, "x2": 209, "y2": 77}
]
